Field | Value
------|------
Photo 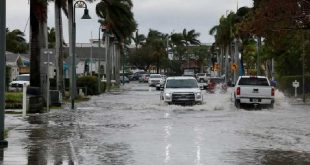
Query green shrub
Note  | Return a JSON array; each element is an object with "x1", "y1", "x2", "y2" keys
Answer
[
  {"x1": 77, "y1": 76, "x2": 99, "y2": 95},
  {"x1": 6, "y1": 66, "x2": 11, "y2": 91},
  {"x1": 5, "y1": 92, "x2": 22, "y2": 109},
  {"x1": 278, "y1": 74, "x2": 310, "y2": 96}
]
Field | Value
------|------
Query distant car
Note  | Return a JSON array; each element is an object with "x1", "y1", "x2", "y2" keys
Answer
[
  {"x1": 139, "y1": 74, "x2": 150, "y2": 83},
  {"x1": 156, "y1": 75, "x2": 167, "y2": 90},
  {"x1": 196, "y1": 73, "x2": 211, "y2": 82},
  {"x1": 131, "y1": 71, "x2": 145, "y2": 81},
  {"x1": 120, "y1": 76, "x2": 130, "y2": 83},
  {"x1": 148, "y1": 74, "x2": 162, "y2": 87},
  {"x1": 160, "y1": 76, "x2": 203, "y2": 105},
  {"x1": 9, "y1": 74, "x2": 30, "y2": 91}
]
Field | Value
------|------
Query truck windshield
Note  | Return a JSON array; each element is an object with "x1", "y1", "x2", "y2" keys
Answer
[
  {"x1": 166, "y1": 79, "x2": 198, "y2": 88},
  {"x1": 238, "y1": 77, "x2": 269, "y2": 86},
  {"x1": 17, "y1": 75, "x2": 30, "y2": 81},
  {"x1": 150, "y1": 75, "x2": 161, "y2": 78}
]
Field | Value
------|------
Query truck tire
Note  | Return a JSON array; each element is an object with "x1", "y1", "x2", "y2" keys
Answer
[
  {"x1": 269, "y1": 103, "x2": 274, "y2": 109},
  {"x1": 235, "y1": 99, "x2": 241, "y2": 109}
]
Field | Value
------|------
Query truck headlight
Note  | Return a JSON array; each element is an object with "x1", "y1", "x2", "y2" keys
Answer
[
  {"x1": 165, "y1": 93, "x2": 171, "y2": 100},
  {"x1": 196, "y1": 92, "x2": 202, "y2": 99}
]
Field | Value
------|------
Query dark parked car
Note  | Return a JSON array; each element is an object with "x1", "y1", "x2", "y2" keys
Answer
[{"x1": 130, "y1": 71, "x2": 145, "y2": 80}]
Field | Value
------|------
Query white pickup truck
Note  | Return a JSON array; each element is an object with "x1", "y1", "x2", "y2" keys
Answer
[
  {"x1": 234, "y1": 76, "x2": 275, "y2": 109},
  {"x1": 160, "y1": 76, "x2": 203, "y2": 105}
]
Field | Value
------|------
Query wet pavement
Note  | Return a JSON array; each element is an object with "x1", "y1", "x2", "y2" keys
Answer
[{"x1": 1, "y1": 82, "x2": 310, "y2": 165}]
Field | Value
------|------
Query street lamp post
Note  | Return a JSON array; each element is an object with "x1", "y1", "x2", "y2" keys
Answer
[
  {"x1": 43, "y1": 51, "x2": 53, "y2": 112},
  {"x1": 98, "y1": 26, "x2": 102, "y2": 92},
  {"x1": 0, "y1": 0, "x2": 8, "y2": 147},
  {"x1": 70, "y1": 0, "x2": 91, "y2": 110}
]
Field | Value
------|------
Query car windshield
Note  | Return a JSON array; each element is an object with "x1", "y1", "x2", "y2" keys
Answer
[
  {"x1": 16, "y1": 75, "x2": 30, "y2": 81},
  {"x1": 166, "y1": 79, "x2": 198, "y2": 88},
  {"x1": 150, "y1": 75, "x2": 161, "y2": 78},
  {"x1": 238, "y1": 77, "x2": 269, "y2": 86}
]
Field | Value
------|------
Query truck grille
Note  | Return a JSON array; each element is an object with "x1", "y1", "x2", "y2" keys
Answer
[
  {"x1": 172, "y1": 93, "x2": 195, "y2": 102},
  {"x1": 151, "y1": 80, "x2": 160, "y2": 84},
  {"x1": 11, "y1": 83, "x2": 23, "y2": 87}
]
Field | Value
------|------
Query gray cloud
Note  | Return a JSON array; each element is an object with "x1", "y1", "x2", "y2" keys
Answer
[{"x1": 6, "y1": 0, "x2": 253, "y2": 44}]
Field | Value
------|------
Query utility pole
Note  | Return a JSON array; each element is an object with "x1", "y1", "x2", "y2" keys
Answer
[
  {"x1": 302, "y1": 30, "x2": 306, "y2": 103},
  {"x1": 0, "y1": 0, "x2": 8, "y2": 147}
]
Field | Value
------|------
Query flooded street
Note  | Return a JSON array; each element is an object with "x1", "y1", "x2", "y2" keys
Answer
[{"x1": 2, "y1": 82, "x2": 310, "y2": 165}]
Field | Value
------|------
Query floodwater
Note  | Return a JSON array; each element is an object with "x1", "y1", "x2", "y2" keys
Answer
[{"x1": 2, "y1": 82, "x2": 310, "y2": 165}]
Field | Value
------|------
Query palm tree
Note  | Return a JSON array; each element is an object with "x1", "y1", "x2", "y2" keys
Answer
[
  {"x1": 6, "y1": 28, "x2": 28, "y2": 53},
  {"x1": 182, "y1": 28, "x2": 201, "y2": 70},
  {"x1": 54, "y1": 0, "x2": 67, "y2": 95},
  {"x1": 182, "y1": 29, "x2": 201, "y2": 46},
  {"x1": 132, "y1": 30, "x2": 146, "y2": 50},
  {"x1": 29, "y1": 0, "x2": 47, "y2": 88},
  {"x1": 96, "y1": 0, "x2": 137, "y2": 88}
]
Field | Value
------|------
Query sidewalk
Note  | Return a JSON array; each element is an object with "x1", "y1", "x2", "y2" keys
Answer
[{"x1": 287, "y1": 97, "x2": 310, "y2": 105}]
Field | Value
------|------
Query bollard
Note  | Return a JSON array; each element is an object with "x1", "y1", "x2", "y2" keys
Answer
[{"x1": 22, "y1": 83, "x2": 27, "y2": 117}]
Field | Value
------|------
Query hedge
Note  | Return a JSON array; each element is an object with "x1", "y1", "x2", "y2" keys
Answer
[
  {"x1": 77, "y1": 76, "x2": 106, "y2": 95},
  {"x1": 5, "y1": 92, "x2": 22, "y2": 109},
  {"x1": 50, "y1": 76, "x2": 106, "y2": 96},
  {"x1": 278, "y1": 74, "x2": 310, "y2": 96}
]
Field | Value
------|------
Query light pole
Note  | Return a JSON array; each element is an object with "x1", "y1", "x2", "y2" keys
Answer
[
  {"x1": 43, "y1": 51, "x2": 53, "y2": 112},
  {"x1": 0, "y1": 0, "x2": 8, "y2": 147},
  {"x1": 98, "y1": 26, "x2": 102, "y2": 92},
  {"x1": 70, "y1": 0, "x2": 91, "y2": 110}
]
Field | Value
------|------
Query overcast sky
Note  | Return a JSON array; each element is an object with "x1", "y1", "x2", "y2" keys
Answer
[{"x1": 6, "y1": 0, "x2": 253, "y2": 44}]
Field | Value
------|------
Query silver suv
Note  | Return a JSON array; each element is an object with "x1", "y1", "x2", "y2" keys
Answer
[{"x1": 160, "y1": 76, "x2": 203, "y2": 105}]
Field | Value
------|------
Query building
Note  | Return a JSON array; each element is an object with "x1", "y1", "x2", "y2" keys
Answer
[
  {"x1": 64, "y1": 45, "x2": 106, "y2": 76},
  {"x1": 5, "y1": 52, "x2": 30, "y2": 81}
]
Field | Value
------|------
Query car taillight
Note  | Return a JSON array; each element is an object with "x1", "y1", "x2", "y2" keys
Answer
[
  {"x1": 271, "y1": 88, "x2": 275, "y2": 96},
  {"x1": 236, "y1": 87, "x2": 240, "y2": 96}
]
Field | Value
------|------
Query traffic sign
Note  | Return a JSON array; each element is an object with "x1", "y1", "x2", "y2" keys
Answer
[{"x1": 231, "y1": 63, "x2": 237, "y2": 71}]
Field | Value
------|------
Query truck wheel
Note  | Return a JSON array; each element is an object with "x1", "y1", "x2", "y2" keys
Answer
[
  {"x1": 269, "y1": 103, "x2": 274, "y2": 109},
  {"x1": 235, "y1": 99, "x2": 241, "y2": 109}
]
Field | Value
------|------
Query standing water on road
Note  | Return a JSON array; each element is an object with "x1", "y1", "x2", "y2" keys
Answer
[{"x1": 2, "y1": 82, "x2": 310, "y2": 165}]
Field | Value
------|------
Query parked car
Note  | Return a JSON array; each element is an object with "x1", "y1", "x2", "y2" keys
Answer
[
  {"x1": 130, "y1": 71, "x2": 145, "y2": 81},
  {"x1": 234, "y1": 76, "x2": 275, "y2": 109},
  {"x1": 9, "y1": 74, "x2": 30, "y2": 91},
  {"x1": 120, "y1": 76, "x2": 130, "y2": 83},
  {"x1": 160, "y1": 76, "x2": 203, "y2": 105},
  {"x1": 148, "y1": 74, "x2": 162, "y2": 87}
]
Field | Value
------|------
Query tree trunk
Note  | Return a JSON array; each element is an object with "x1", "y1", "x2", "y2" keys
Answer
[
  {"x1": 29, "y1": 0, "x2": 48, "y2": 113},
  {"x1": 105, "y1": 34, "x2": 111, "y2": 91},
  {"x1": 30, "y1": 0, "x2": 41, "y2": 88},
  {"x1": 225, "y1": 44, "x2": 229, "y2": 82},
  {"x1": 115, "y1": 44, "x2": 120, "y2": 85},
  {"x1": 55, "y1": 0, "x2": 64, "y2": 95}
]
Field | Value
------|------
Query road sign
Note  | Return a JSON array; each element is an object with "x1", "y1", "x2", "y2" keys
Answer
[
  {"x1": 292, "y1": 80, "x2": 300, "y2": 88},
  {"x1": 292, "y1": 80, "x2": 300, "y2": 97},
  {"x1": 231, "y1": 63, "x2": 237, "y2": 71}
]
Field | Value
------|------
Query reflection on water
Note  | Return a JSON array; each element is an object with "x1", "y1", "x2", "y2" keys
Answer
[{"x1": 229, "y1": 149, "x2": 310, "y2": 165}]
